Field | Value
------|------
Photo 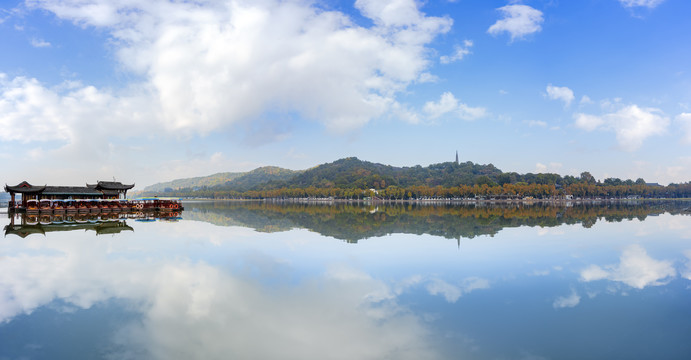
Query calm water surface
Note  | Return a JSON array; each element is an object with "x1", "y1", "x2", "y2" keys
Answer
[{"x1": 1, "y1": 201, "x2": 690, "y2": 359}]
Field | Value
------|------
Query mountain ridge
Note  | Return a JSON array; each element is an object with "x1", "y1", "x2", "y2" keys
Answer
[
  {"x1": 137, "y1": 157, "x2": 690, "y2": 198},
  {"x1": 141, "y1": 157, "x2": 507, "y2": 194}
]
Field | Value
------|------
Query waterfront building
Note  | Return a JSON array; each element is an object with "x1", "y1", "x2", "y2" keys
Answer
[{"x1": 4, "y1": 180, "x2": 134, "y2": 209}]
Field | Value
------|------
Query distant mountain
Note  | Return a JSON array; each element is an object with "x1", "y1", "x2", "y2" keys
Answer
[
  {"x1": 142, "y1": 166, "x2": 299, "y2": 194},
  {"x1": 142, "y1": 172, "x2": 245, "y2": 193},
  {"x1": 211, "y1": 166, "x2": 300, "y2": 192},
  {"x1": 142, "y1": 157, "x2": 506, "y2": 195}
]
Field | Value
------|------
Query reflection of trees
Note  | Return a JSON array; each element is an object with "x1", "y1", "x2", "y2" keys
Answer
[{"x1": 182, "y1": 201, "x2": 690, "y2": 243}]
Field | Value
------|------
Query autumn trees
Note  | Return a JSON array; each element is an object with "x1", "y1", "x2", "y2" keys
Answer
[{"x1": 142, "y1": 158, "x2": 691, "y2": 200}]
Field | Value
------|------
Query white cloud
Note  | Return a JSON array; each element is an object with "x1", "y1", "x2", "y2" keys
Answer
[
  {"x1": 574, "y1": 104, "x2": 669, "y2": 151},
  {"x1": 426, "y1": 277, "x2": 489, "y2": 303},
  {"x1": 683, "y1": 250, "x2": 691, "y2": 280},
  {"x1": 30, "y1": 38, "x2": 51, "y2": 48},
  {"x1": 417, "y1": 72, "x2": 439, "y2": 83},
  {"x1": 423, "y1": 92, "x2": 487, "y2": 121},
  {"x1": 545, "y1": 84, "x2": 574, "y2": 107},
  {"x1": 440, "y1": 40, "x2": 473, "y2": 64},
  {"x1": 573, "y1": 113, "x2": 604, "y2": 131},
  {"x1": 423, "y1": 92, "x2": 458, "y2": 118},
  {"x1": 487, "y1": 4, "x2": 543, "y2": 42},
  {"x1": 535, "y1": 162, "x2": 563, "y2": 173},
  {"x1": 580, "y1": 244, "x2": 675, "y2": 289},
  {"x1": 553, "y1": 290, "x2": 580, "y2": 309},
  {"x1": 526, "y1": 120, "x2": 547, "y2": 127},
  {"x1": 0, "y1": 75, "x2": 149, "y2": 143},
  {"x1": 0, "y1": 8, "x2": 14, "y2": 24},
  {"x1": 676, "y1": 113, "x2": 691, "y2": 144},
  {"x1": 618, "y1": 0, "x2": 666, "y2": 8},
  {"x1": 14, "y1": 0, "x2": 452, "y2": 141},
  {"x1": 426, "y1": 279, "x2": 461, "y2": 302},
  {"x1": 460, "y1": 276, "x2": 490, "y2": 293},
  {"x1": 580, "y1": 95, "x2": 593, "y2": 105}
]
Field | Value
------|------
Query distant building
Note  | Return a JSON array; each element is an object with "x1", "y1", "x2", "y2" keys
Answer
[{"x1": 455, "y1": 150, "x2": 459, "y2": 165}]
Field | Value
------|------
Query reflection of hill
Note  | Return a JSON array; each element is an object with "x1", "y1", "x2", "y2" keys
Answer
[{"x1": 182, "y1": 201, "x2": 690, "y2": 243}]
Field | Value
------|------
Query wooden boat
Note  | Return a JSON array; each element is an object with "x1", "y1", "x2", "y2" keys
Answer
[
  {"x1": 76, "y1": 200, "x2": 90, "y2": 214},
  {"x1": 52, "y1": 199, "x2": 66, "y2": 213},
  {"x1": 39, "y1": 199, "x2": 53, "y2": 214},
  {"x1": 64, "y1": 199, "x2": 77, "y2": 213},
  {"x1": 26, "y1": 199, "x2": 40, "y2": 214},
  {"x1": 108, "y1": 201, "x2": 122, "y2": 212},
  {"x1": 88, "y1": 200, "x2": 100, "y2": 213},
  {"x1": 98, "y1": 200, "x2": 111, "y2": 213},
  {"x1": 118, "y1": 199, "x2": 132, "y2": 212}
]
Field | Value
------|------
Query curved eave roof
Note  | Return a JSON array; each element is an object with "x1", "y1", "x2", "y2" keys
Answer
[
  {"x1": 90, "y1": 181, "x2": 135, "y2": 191},
  {"x1": 44, "y1": 186, "x2": 103, "y2": 196},
  {"x1": 5, "y1": 182, "x2": 47, "y2": 194}
]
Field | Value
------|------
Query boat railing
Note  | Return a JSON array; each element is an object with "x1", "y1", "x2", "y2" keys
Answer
[{"x1": 8, "y1": 198, "x2": 184, "y2": 214}]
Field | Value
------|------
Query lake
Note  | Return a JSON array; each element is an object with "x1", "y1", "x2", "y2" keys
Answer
[{"x1": 1, "y1": 201, "x2": 690, "y2": 359}]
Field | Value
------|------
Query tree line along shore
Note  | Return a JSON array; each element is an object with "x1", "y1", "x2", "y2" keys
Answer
[
  {"x1": 147, "y1": 182, "x2": 691, "y2": 201},
  {"x1": 139, "y1": 158, "x2": 691, "y2": 201}
]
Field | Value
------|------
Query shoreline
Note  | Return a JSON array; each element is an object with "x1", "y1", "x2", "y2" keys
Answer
[{"x1": 177, "y1": 197, "x2": 691, "y2": 204}]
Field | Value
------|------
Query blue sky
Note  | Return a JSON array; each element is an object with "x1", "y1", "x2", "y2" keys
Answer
[{"x1": 1, "y1": 0, "x2": 690, "y2": 188}]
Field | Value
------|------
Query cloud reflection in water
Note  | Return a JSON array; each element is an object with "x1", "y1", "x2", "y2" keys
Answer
[
  {"x1": 1, "y1": 206, "x2": 690, "y2": 359},
  {"x1": 580, "y1": 244, "x2": 676, "y2": 289},
  {"x1": 0, "y1": 223, "x2": 441, "y2": 359}
]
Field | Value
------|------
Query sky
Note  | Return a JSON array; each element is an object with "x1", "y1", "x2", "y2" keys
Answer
[{"x1": 1, "y1": 0, "x2": 690, "y2": 189}]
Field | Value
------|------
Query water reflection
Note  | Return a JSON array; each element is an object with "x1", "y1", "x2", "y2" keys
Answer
[
  {"x1": 3, "y1": 212, "x2": 183, "y2": 237},
  {"x1": 0, "y1": 202, "x2": 689, "y2": 359},
  {"x1": 581, "y1": 244, "x2": 676, "y2": 289},
  {"x1": 183, "y1": 200, "x2": 690, "y2": 242}
]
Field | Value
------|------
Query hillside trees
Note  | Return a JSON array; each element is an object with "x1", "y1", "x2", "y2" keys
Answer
[{"x1": 140, "y1": 158, "x2": 691, "y2": 200}]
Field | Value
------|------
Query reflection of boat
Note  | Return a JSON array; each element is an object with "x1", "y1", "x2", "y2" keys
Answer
[
  {"x1": 119, "y1": 199, "x2": 133, "y2": 212},
  {"x1": 75, "y1": 215, "x2": 90, "y2": 224},
  {"x1": 158, "y1": 214, "x2": 183, "y2": 222},
  {"x1": 25, "y1": 214, "x2": 39, "y2": 225},
  {"x1": 4, "y1": 210, "x2": 181, "y2": 237},
  {"x1": 4, "y1": 218, "x2": 135, "y2": 237}
]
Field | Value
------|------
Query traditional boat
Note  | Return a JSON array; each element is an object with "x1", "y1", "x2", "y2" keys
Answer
[
  {"x1": 52, "y1": 199, "x2": 66, "y2": 213},
  {"x1": 39, "y1": 199, "x2": 53, "y2": 214}
]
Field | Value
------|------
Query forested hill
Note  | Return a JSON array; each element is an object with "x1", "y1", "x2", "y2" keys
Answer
[
  {"x1": 140, "y1": 157, "x2": 691, "y2": 198},
  {"x1": 142, "y1": 157, "x2": 507, "y2": 194},
  {"x1": 283, "y1": 157, "x2": 503, "y2": 189}
]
